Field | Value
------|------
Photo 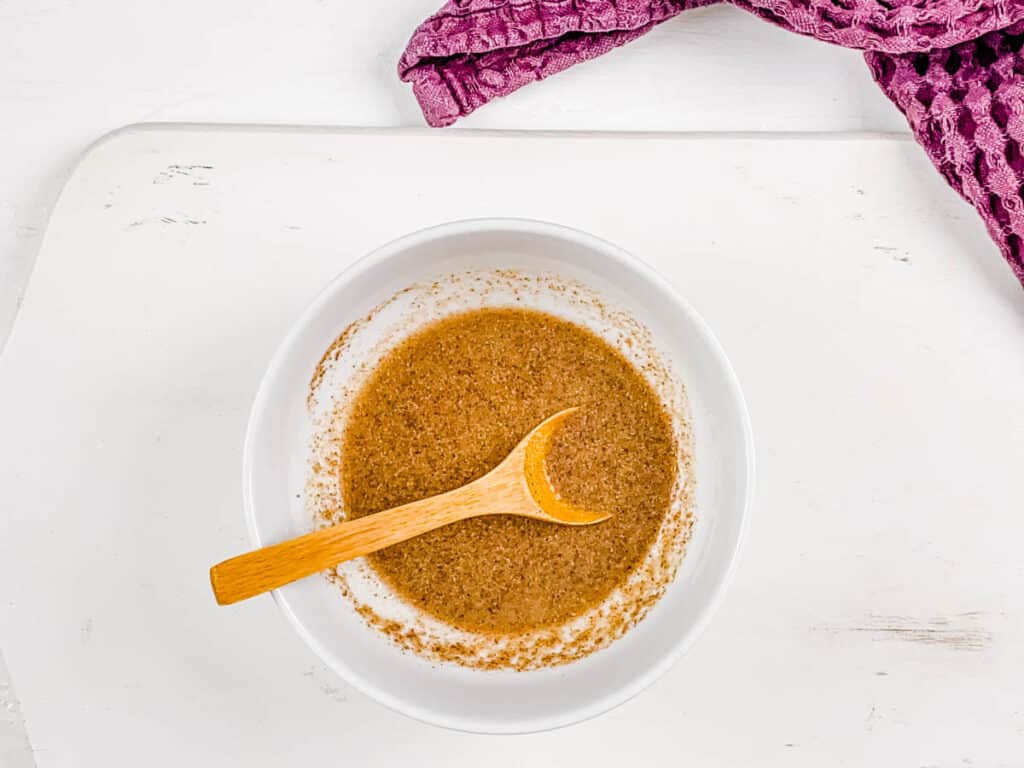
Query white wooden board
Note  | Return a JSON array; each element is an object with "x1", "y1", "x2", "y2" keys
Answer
[{"x1": 1, "y1": 124, "x2": 1022, "y2": 766}]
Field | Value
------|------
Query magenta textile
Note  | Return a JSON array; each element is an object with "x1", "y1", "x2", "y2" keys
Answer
[{"x1": 400, "y1": 0, "x2": 1024, "y2": 285}]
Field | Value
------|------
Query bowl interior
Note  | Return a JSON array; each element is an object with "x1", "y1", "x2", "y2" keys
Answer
[{"x1": 244, "y1": 220, "x2": 752, "y2": 733}]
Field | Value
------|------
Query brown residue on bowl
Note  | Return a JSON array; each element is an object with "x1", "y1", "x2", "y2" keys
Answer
[
  {"x1": 306, "y1": 271, "x2": 694, "y2": 671},
  {"x1": 339, "y1": 307, "x2": 675, "y2": 633}
]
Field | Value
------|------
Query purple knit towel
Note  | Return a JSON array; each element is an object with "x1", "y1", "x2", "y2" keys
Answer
[{"x1": 400, "y1": 0, "x2": 1024, "y2": 286}]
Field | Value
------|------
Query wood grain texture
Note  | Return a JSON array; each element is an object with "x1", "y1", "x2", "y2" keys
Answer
[
  {"x1": 818, "y1": 612, "x2": 994, "y2": 651},
  {"x1": 209, "y1": 408, "x2": 606, "y2": 605},
  {"x1": 210, "y1": 484, "x2": 485, "y2": 605}
]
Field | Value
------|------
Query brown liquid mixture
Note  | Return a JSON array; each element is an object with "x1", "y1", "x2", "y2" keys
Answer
[{"x1": 340, "y1": 308, "x2": 676, "y2": 634}]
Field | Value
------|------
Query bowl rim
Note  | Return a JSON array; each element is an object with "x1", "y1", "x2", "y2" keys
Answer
[{"x1": 241, "y1": 217, "x2": 755, "y2": 734}]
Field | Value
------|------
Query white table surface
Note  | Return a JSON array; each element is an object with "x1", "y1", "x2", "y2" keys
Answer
[{"x1": 0, "y1": 0, "x2": 907, "y2": 351}]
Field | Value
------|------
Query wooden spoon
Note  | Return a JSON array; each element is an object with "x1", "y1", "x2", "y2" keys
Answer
[{"x1": 210, "y1": 408, "x2": 609, "y2": 605}]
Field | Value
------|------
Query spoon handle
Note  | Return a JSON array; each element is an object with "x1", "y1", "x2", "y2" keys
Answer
[{"x1": 210, "y1": 483, "x2": 484, "y2": 605}]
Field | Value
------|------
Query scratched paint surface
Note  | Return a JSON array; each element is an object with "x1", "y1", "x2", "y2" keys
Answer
[{"x1": 822, "y1": 613, "x2": 994, "y2": 651}]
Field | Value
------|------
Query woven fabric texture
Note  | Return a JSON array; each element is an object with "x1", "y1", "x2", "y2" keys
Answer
[{"x1": 400, "y1": 0, "x2": 1024, "y2": 285}]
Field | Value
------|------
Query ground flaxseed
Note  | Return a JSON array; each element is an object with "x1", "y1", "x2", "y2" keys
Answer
[{"x1": 339, "y1": 307, "x2": 676, "y2": 634}]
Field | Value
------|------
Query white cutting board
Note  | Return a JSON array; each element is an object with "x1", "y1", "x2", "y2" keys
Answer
[{"x1": 1, "y1": 124, "x2": 1022, "y2": 767}]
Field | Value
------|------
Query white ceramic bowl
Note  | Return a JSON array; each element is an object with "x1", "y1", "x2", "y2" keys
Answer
[{"x1": 243, "y1": 219, "x2": 754, "y2": 733}]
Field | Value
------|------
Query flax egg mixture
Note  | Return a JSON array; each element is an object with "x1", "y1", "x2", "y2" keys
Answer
[{"x1": 338, "y1": 307, "x2": 677, "y2": 634}]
